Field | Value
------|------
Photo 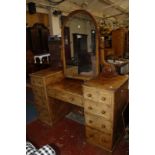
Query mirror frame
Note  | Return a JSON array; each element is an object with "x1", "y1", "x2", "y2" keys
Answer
[{"x1": 61, "y1": 9, "x2": 99, "y2": 80}]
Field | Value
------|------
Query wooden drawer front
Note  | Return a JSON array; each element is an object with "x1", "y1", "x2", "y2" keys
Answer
[
  {"x1": 85, "y1": 113, "x2": 112, "y2": 133},
  {"x1": 32, "y1": 87, "x2": 45, "y2": 97},
  {"x1": 84, "y1": 99, "x2": 113, "y2": 121},
  {"x1": 31, "y1": 77, "x2": 44, "y2": 86},
  {"x1": 36, "y1": 106, "x2": 51, "y2": 123},
  {"x1": 86, "y1": 126, "x2": 113, "y2": 150},
  {"x1": 83, "y1": 86, "x2": 112, "y2": 106},
  {"x1": 48, "y1": 89, "x2": 83, "y2": 107},
  {"x1": 34, "y1": 95, "x2": 47, "y2": 107}
]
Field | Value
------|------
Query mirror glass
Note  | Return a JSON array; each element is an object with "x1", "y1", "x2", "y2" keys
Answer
[{"x1": 62, "y1": 10, "x2": 99, "y2": 80}]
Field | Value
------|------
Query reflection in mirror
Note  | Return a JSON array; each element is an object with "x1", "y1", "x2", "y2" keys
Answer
[{"x1": 62, "y1": 10, "x2": 99, "y2": 80}]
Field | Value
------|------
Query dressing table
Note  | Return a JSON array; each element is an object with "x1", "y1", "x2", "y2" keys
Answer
[{"x1": 30, "y1": 10, "x2": 128, "y2": 152}]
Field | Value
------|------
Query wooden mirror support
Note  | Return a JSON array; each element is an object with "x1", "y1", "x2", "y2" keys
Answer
[
  {"x1": 99, "y1": 36, "x2": 118, "y2": 78},
  {"x1": 61, "y1": 9, "x2": 99, "y2": 81}
]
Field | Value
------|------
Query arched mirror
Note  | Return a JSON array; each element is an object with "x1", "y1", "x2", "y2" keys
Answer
[{"x1": 61, "y1": 10, "x2": 99, "y2": 80}]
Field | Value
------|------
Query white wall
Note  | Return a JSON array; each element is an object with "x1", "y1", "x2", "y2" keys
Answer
[
  {"x1": 50, "y1": 15, "x2": 61, "y2": 36},
  {"x1": 47, "y1": 8, "x2": 61, "y2": 36},
  {"x1": 29, "y1": 6, "x2": 61, "y2": 36},
  {"x1": 36, "y1": 7, "x2": 48, "y2": 14}
]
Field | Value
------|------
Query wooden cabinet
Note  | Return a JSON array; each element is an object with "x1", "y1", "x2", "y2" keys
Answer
[
  {"x1": 104, "y1": 34, "x2": 112, "y2": 48},
  {"x1": 83, "y1": 76, "x2": 128, "y2": 151},
  {"x1": 26, "y1": 24, "x2": 50, "y2": 78},
  {"x1": 26, "y1": 12, "x2": 49, "y2": 28},
  {"x1": 30, "y1": 76, "x2": 52, "y2": 125},
  {"x1": 48, "y1": 40, "x2": 62, "y2": 68},
  {"x1": 26, "y1": 23, "x2": 49, "y2": 55},
  {"x1": 112, "y1": 28, "x2": 128, "y2": 58},
  {"x1": 30, "y1": 69, "x2": 69, "y2": 126},
  {"x1": 100, "y1": 29, "x2": 129, "y2": 60}
]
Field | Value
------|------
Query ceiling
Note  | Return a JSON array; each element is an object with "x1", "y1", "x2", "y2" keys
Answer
[{"x1": 26, "y1": 0, "x2": 129, "y2": 26}]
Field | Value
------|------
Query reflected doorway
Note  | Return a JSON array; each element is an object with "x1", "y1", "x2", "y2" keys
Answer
[{"x1": 73, "y1": 34, "x2": 91, "y2": 73}]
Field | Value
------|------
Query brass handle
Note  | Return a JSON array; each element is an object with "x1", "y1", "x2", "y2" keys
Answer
[
  {"x1": 101, "y1": 110, "x2": 106, "y2": 114},
  {"x1": 101, "y1": 139, "x2": 107, "y2": 143},
  {"x1": 101, "y1": 97, "x2": 106, "y2": 101},
  {"x1": 89, "y1": 120, "x2": 93, "y2": 124},
  {"x1": 70, "y1": 97, "x2": 74, "y2": 101},
  {"x1": 101, "y1": 124, "x2": 106, "y2": 128},
  {"x1": 121, "y1": 89, "x2": 124, "y2": 93},
  {"x1": 87, "y1": 93, "x2": 92, "y2": 97},
  {"x1": 88, "y1": 106, "x2": 93, "y2": 110},
  {"x1": 38, "y1": 81, "x2": 42, "y2": 84}
]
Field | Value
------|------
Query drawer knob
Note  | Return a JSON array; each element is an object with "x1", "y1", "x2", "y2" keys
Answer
[
  {"x1": 70, "y1": 97, "x2": 74, "y2": 101},
  {"x1": 89, "y1": 120, "x2": 93, "y2": 124},
  {"x1": 121, "y1": 89, "x2": 124, "y2": 93},
  {"x1": 101, "y1": 139, "x2": 107, "y2": 143},
  {"x1": 87, "y1": 93, "x2": 92, "y2": 97},
  {"x1": 101, "y1": 124, "x2": 106, "y2": 128},
  {"x1": 101, "y1": 97, "x2": 106, "y2": 101},
  {"x1": 88, "y1": 106, "x2": 93, "y2": 110},
  {"x1": 101, "y1": 110, "x2": 106, "y2": 114}
]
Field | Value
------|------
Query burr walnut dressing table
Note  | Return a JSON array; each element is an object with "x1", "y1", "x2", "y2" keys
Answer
[{"x1": 30, "y1": 10, "x2": 128, "y2": 152}]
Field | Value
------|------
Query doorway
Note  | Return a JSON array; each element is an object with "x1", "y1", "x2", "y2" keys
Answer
[
  {"x1": 73, "y1": 34, "x2": 91, "y2": 73},
  {"x1": 73, "y1": 33, "x2": 88, "y2": 58}
]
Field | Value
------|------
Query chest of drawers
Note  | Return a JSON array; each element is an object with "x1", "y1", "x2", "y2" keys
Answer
[
  {"x1": 30, "y1": 69, "x2": 70, "y2": 126},
  {"x1": 83, "y1": 75, "x2": 128, "y2": 151}
]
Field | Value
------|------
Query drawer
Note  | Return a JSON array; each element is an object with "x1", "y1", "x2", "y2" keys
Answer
[
  {"x1": 86, "y1": 126, "x2": 113, "y2": 150},
  {"x1": 34, "y1": 95, "x2": 47, "y2": 107},
  {"x1": 83, "y1": 86, "x2": 112, "y2": 106},
  {"x1": 31, "y1": 77, "x2": 44, "y2": 86},
  {"x1": 32, "y1": 86, "x2": 45, "y2": 97},
  {"x1": 84, "y1": 99, "x2": 113, "y2": 121},
  {"x1": 85, "y1": 113, "x2": 113, "y2": 133},
  {"x1": 36, "y1": 106, "x2": 51, "y2": 123},
  {"x1": 48, "y1": 89, "x2": 83, "y2": 107}
]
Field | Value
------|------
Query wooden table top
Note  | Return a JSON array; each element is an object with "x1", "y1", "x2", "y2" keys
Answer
[
  {"x1": 30, "y1": 68, "x2": 62, "y2": 78},
  {"x1": 47, "y1": 78, "x2": 84, "y2": 96},
  {"x1": 84, "y1": 75, "x2": 128, "y2": 91}
]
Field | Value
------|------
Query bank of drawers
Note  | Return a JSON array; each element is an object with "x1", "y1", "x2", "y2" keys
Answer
[
  {"x1": 31, "y1": 77, "x2": 52, "y2": 125},
  {"x1": 83, "y1": 85, "x2": 114, "y2": 151}
]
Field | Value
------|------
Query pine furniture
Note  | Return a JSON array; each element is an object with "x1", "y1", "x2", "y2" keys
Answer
[{"x1": 30, "y1": 9, "x2": 129, "y2": 152}]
